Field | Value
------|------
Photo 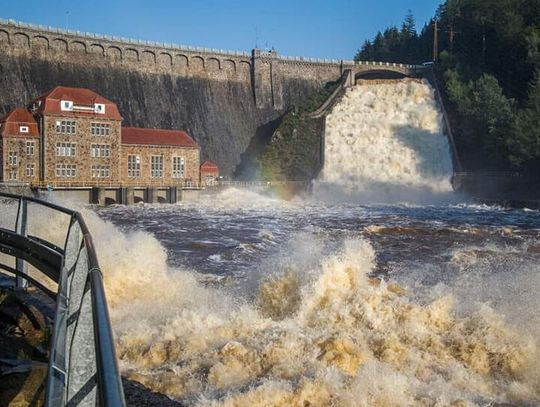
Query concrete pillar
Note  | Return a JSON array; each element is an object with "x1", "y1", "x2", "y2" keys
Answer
[
  {"x1": 146, "y1": 188, "x2": 158, "y2": 204},
  {"x1": 120, "y1": 187, "x2": 135, "y2": 205},
  {"x1": 91, "y1": 187, "x2": 106, "y2": 206},
  {"x1": 170, "y1": 187, "x2": 182, "y2": 204},
  {"x1": 252, "y1": 48, "x2": 280, "y2": 109},
  {"x1": 346, "y1": 69, "x2": 354, "y2": 87}
]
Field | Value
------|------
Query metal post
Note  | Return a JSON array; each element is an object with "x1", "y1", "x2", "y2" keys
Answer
[{"x1": 15, "y1": 198, "x2": 28, "y2": 288}]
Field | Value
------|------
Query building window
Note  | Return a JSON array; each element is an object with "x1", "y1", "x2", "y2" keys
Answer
[
  {"x1": 8, "y1": 151, "x2": 17, "y2": 166},
  {"x1": 8, "y1": 170, "x2": 17, "y2": 181},
  {"x1": 94, "y1": 104, "x2": 106, "y2": 114},
  {"x1": 19, "y1": 126, "x2": 29, "y2": 133},
  {"x1": 150, "y1": 155, "x2": 163, "y2": 178},
  {"x1": 55, "y1": 120, "x2": 76, "y2": 134},
  {"x1": 91, "y1": 123, "x2": 111, "y2": 136},
  {"x1": 127, "y1": 155, "x2": 141, "y2": 177},
  {"x1": 26, "y1": 164, "x2": 35, "y2": 177},
  {"x1": 56, "y1": 164, "x2": 76, "y2": 178},
  {"x1": 91, "y1": 144, "x2": 110, "y2": 158},
  {"x1": 206, "y1": 175, "x2": 216, "y2": 186},
  {"x1": 56, "y1": 143, "x2": 76, "y2": 156},
  {"x1": 61, "y1": 100, "x2": 74, "y2": 111},
  {"x1": 172, "y1": 156, "x2": 185, "y2": 178},
  {"x1": 26, "y1": 141, "x2": 35, "y2": 156},
  {"x1": 91, "y1": 165, "x2": 110, "y2": 178}
]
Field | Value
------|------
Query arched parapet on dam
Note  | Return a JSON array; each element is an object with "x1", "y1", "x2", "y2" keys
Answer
[
  {"x1": 0, "y1": 18, "x2": 254, "y2": 82},
  {"x1": 350, "y1": 60, "x2": 425, "y2": 79}
]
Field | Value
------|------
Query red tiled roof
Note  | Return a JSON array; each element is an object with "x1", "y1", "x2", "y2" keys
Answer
[
  {"x1": 0, "y1": 108, "x2": 39, "y2": 138},
  {"x1": 32, "y1": 86, "x2": 122, "y2": 120},
  {"x1": 121, "y1": 127, "x2": 198, "y2": 147},
  {"x1": 201, "y1": 160, "x2": 219, "y2": 172}
]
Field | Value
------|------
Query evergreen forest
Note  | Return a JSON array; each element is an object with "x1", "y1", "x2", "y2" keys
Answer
[{"x1": 356, "y1": 0, "x2": 540, "y2": 174}]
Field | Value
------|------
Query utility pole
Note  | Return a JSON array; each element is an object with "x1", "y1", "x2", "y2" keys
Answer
[
  {"x1": 449, "y1": 25, "x2": 455, "y2": 53},
  {"x1": 482, "y1": 33, "x2": 486, "y2": 64},
  {"x1": 433, "y1": 20, "x2": 439, "y2": 62}
]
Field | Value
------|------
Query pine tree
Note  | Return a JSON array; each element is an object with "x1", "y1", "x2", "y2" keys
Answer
[{"x1": 510, "y1": 69, "x2": 540, "y2": 171}]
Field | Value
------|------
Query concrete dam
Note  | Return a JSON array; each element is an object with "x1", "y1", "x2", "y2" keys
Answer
[{"x1": 0, "y1": 19, "x2": 425, "y2": 177}]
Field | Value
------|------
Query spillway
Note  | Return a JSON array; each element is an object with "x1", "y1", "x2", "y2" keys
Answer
[{"x1": 317, "y1": 78, "x2": 454, "y2": 203}]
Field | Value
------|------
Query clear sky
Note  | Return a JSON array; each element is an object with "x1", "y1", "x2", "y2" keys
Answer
[{"x1": 0, "y1": 0, "x2": 442, "y2": 59}]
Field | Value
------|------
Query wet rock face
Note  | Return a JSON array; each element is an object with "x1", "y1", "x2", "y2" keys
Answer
[{"x1": 0, "y1": 54, "x2": 323, "y2": 176}]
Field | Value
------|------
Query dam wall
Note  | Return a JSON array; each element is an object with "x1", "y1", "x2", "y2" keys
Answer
[{"x1": 0, "y1": 19, "x2": 345, "y2": 175}]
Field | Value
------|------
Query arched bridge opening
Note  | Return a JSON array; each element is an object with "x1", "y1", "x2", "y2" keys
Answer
[{"x1": 354, "y1": 70, "x2": 409, "y2": 82}]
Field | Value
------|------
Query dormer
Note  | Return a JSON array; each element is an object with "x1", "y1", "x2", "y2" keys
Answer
[
  {"x1": 94, "y1": 103, "x2": 106, "y2": 114},
  {"x1": 61, "y1": 100, "x2": 74, "y2": 111}
]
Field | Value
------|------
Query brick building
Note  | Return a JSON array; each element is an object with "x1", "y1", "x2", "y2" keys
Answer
[
  {"x1": 200, "y1": 160, "x2": 219, "y2": 186},
  {"x1": 0, "y1": 86, "x2": 202, "y2": 187},
  {"x1": 121, "y1": 127, "x2": 199, "y2": 186},
  {"x1": 31, "y1": 86, "x2": 123, "y2": 185},
  {"x1": 0, "y1": 108, "x2": 40, "y2": 184}
]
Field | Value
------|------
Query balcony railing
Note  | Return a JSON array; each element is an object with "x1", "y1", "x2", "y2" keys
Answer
[{"x1": 0, "y1": 192, "x2": 125, "y2": 406}]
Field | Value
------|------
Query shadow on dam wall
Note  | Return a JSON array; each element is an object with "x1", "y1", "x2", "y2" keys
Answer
[
  {"x1": 234, "y1": 115, "x2": 285, "y2": 180},
  {"x1": 0, "y1": 55, "x2": 330, "y2": 177}
]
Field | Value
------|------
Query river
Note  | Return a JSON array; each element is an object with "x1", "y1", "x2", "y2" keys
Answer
[{"x1": 86, "y1": 189, "x2": 539, "y2": 406}]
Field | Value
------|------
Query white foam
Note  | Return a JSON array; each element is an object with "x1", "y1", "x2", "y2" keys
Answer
[{"x1": 315, "y1": 80, "x2": 454, "y2": 203}]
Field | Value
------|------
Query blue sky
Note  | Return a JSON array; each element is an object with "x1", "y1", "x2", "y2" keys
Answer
[{"x1": 1, "y1": 0, "x2": 442, "y2": 59}]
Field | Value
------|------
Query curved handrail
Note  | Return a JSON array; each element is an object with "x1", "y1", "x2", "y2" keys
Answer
[{"x1": 0, "y1": 192, "x2": 125, "y2": 406}]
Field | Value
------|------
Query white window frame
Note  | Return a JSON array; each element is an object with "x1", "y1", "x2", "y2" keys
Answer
[
  {"x1": 150, "y1": 155, "x2": 163, "y2": 178},
  {"x1": 61, "y1": 100, "x2": 73, "y2": 111},
  {"x1": 19, "y1": 125, "x2": 29, "y2": 133},
  {"x1": 91, "y1": 144, "x2": 111, "y2": 158},
  {"x1": 55, "y1": 120, "x2": 76, "y2": 135},
  {"x1": 127, "y1": 155, "x2": 141, "y2": 178},
  {"x1": 56, "y1": 142, "x2": 76, "y2": 157},
  {"x1": 26, "y1": 141, "x2": 35, "y2": 156},
  {"x1": 8, "y1": 170, "x2": 17, "y2": 180},
  {"x1": 56, "y1": 164, "x2": 76, "y2": 178},
  {"x1": 206, "y1": 174, "x2": 216, "y2": 186},
  {"x1": 91, "y1": 165, "x2": 110, "y2": 178},
  {"x1": 91, "y1": 123, "x2": 111, "y2": 136},
  {"x1": 26, "y1": 164, "x2": 35, "y2": 177},
  {"x1": 172, "y1": 156, "x2": 185, "y2": 178},
  {"x1": 8, "y1": 151, "x2": 17, "y2": 166}
]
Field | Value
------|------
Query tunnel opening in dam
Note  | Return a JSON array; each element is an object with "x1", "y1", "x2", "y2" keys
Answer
[{"x1": 354, "y1": 70, "x2": 409, "y2": 81}]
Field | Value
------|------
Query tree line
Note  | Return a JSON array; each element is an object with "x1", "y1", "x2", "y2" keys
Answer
[{"x1": 356, "y1": 0, "x2": 540, "y2": 175}]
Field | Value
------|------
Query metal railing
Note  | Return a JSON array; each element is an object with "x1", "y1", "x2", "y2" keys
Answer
[
  {"x1": 32, "y1": 179, "x2": 203, "y2": 189},
  {"x1": 0, "y1": 192, "x2": 125, "y2": 406},
  {"x1": 216, "y1": 180, "x2": 311, "y2": 187}
]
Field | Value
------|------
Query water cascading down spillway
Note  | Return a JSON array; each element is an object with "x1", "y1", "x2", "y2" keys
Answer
[{"x1": 317, "y1": 78, "x2": 454, "y2": 203}]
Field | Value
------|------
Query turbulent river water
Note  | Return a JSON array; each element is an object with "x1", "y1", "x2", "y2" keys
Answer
[{"x1": 90, "y1": 191, "x2": 540, "y2": 407}]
